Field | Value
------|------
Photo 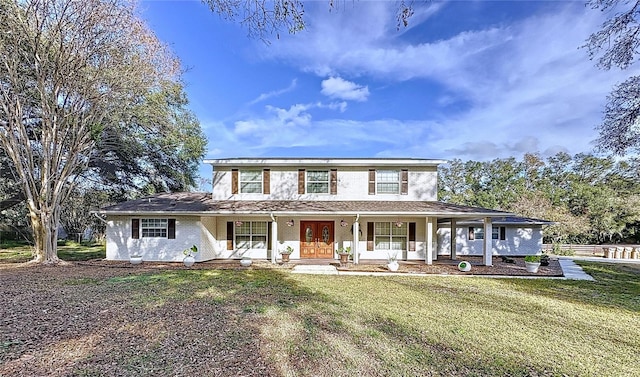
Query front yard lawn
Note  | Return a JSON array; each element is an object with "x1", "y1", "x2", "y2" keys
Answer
[
  {"x1": 0, "y1": 241, "x2": 105, "y2": 263},
  {"x1": 0, "y1": 261, "x2": 638, "y2": 376}
]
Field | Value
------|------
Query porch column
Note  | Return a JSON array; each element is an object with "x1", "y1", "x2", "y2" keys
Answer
[
  {"x1": 353, "y1": 220, "x2": 360, "y2": 265},
  {"x1": 450, "y1": 218, "x2": 457, "y2": 260},
  {"x1": 425, "y1": 216, "x2": 433, "y2": 265},
  {"x1": 271, "y1": 218, "x2": 278, "y2": 264},
  {"x1": 483, "y1": 217, "x2": 493, "y2": 266},
  {"x1": 432, "y1": 217, "x2": 438, "y2": 261}
]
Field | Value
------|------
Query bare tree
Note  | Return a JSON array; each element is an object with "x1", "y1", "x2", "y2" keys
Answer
[
  {"x1": 0, "y1": 0, "x2": 179, "y2": 264},
  {"x1": 586, "y1": 0, "x2": 640, "y2": 154},
  {"x1": 201, "y1": 0, "x2": 415, "y2": 41}
]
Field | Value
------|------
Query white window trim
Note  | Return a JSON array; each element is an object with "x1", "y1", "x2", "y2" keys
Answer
[
  {"x1": 469, "y1": 227, "x2": 484, "y2": 240},
  {"x1": 235, "y1": 221, "x2": 268, "y2": 250},
  {"x1": 239, "y1": 170, "x2": 263, "y2": 194},
  {"x1": 376, "y1": 170, "x2": 401, "y2": 194},
  {"x1": 141, "y1": 218, "x2": 168, "y2": 238},
  {"x1": 373, "y1": 222, "x2": 407, "y2": 251},
  {"x1": 306, "y1": 170, "x2": 330, "y2": 194}
]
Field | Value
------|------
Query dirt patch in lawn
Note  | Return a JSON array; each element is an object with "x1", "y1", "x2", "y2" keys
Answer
[{"x1": 0, "y1": 263, "x2": 281, "y2": 377}]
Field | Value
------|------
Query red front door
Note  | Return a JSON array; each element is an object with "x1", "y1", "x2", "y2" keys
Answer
[{"x1": 300, "y1": 221, "x2": 334, "y2": 259}]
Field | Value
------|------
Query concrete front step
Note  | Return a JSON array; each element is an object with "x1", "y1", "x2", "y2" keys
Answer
[{"x1": 291, "y1": 265, "x2": 338, "y2": 275}]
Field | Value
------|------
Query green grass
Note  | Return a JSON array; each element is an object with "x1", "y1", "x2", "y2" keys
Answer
[
  {"x1": 1, "y1": 260, "x2": 638, "y2": 376},
  {"x1": 0, "y1": 240, "x2": 105, "y2": 262}
]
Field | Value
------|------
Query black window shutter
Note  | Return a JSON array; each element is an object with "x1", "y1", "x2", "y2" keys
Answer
[
  {"x1": 409, "y1": 222, "x2": 416, "y2": 251},
  {"x1": 468, "y1": 226, "x2": 475, "y2": 240},
  {"x1": 500, "y1": 226, "x2": 506, "y2": 241},
  {"x1": 131, "y1": 219, "x2": 140, "y2": 239},
  {"x1": 267, "y1": 222, "x2": 272, "y2": 251},
  {"x1": 367, "y1": 222, "x2": 374, "y2": 251},
  {"x1": 227, "y1": 222, "x2": 234, "y2": 250},
  {"x1": 167, "y1": 219, "x2": 176, "y2": 239}
]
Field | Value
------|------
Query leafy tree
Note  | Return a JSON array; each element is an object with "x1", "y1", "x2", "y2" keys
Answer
[
  {"x1": 438, "y1": 152, "x2": 640, "y2": 244},
  {"x1": 0, "y1": 0, "x2": 204, "y2": 264},
  {"x1": 60, "y1": 188, "x2": 110, "y2": 243}
]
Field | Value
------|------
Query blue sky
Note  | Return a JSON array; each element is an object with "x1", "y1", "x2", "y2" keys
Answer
[{"x1": 140, "y1": 0, "x2": 638, "y2": 175}]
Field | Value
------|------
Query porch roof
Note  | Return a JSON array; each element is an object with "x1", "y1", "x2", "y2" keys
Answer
[{"x1": 99, "y1": 192, "x2": 513, "y2": 218}]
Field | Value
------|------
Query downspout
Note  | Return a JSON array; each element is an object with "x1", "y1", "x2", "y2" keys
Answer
[
  {"x1": 270, "y1": 213, "x2": 277, "y2": 264},
  {"x1": 94, "y1": 212, "x2": 108, "y2": 224}
]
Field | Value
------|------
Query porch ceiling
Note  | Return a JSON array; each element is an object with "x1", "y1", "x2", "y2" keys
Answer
[{"x1": 99, "y1": 192, "x2": 513, "y2": 218}]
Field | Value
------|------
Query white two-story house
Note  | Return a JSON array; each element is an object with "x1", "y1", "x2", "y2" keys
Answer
[{"x1": 101, "y1": 158, "x2": 547, "y2": 266}]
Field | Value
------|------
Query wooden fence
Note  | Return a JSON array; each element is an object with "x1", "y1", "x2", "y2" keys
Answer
[{"x1": 542, "y1": 244, "x2": 640, "y2": 259}]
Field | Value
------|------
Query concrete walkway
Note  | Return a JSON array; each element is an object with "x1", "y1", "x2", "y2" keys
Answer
[
  {"x1": 557, "y1": 257, "x2": 595, "y2": 281},
  {"x1": 291, "y1": 258, "x2": 598, "y2": 280}
]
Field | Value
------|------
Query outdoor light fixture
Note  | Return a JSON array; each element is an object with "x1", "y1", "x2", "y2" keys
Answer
[
  {"x1": 395, "y1": 221, "x2": 403, "y2": 228},
  {"x1": 340, "y1": 219, "x2": 348, "y2": 227},
  {"x1": 286, "y1": 219, "x2": 294, "y2": 227},
  {"x1": 235, "y1": 220, "x2": 243, "y2": 227}
]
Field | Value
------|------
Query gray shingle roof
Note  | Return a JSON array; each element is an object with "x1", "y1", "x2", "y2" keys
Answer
[{"x1": 100, "y1": 192, "x2": 513, "y2": 218}]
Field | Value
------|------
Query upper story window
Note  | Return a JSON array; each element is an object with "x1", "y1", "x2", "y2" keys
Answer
[
  {"x1": 376, "y1": 170, "x2": 400, "y2": 194},
  {"x1": 307, "y1": 170, "x2": 330, "y2": 194},
  {"x1": 298, "y1": 169, "x2": 337, "y2": 195},
  {"x1": 369, "y1": 169, "x2": 408, "y2": 195},
  {"x1": 240, "y1": 170, "x2": 262, "y2": 193}
]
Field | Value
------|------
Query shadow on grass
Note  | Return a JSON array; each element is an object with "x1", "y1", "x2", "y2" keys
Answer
[
  {"x1": 2, "y1": 265, "x2": 638, "y2": 376},
  {"x1": 498, "y1": 261, "x2": 640, "y2": 313}
]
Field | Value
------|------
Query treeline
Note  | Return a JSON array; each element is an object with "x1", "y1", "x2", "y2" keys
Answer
[{"x1": 438, "y1": 153, "x2": 640, "y2": 244}]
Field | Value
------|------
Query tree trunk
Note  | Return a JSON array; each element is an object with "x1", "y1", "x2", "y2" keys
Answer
[{"x1": 27, "y1": 203, "x2": 62, "y2": 265}]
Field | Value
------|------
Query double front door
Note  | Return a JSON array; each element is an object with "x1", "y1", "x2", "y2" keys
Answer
[{"x1": 299, "y1": 221, "x2": 334, "y2": 258}]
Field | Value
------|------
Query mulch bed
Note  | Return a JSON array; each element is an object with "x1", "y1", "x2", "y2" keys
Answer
[
  {"x1": 71, "y1": 255, "x2": 563, "y2": 277},
  {"x1": 335, "y1": 256, "x2": 564, "y2": 276}
]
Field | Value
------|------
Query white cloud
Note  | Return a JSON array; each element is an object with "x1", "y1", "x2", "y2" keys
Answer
[
  {"x1": 320, "y1": 77, "x2": 370, "y2": 102},
  {"x1": 253, "y1": 2, "x2": 640, "y2": 160},
  {"x1": 248, "y1": 79, "x2": 298, "y2": 105}
]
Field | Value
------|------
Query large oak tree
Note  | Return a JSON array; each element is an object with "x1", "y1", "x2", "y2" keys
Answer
[{"x1": 0, "y1": 0, "x2": 204, "y2": 264}]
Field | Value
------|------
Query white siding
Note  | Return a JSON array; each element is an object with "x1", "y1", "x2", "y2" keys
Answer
[
  {"x1": 106, "y1": 216, "x2": 202, "y2": 262},
  {"x1": 212, "y1": 166, "x2": 438, "y2": 201},
  {"x1": 436, "y1": 226, "x2": 543, "y2": 256}
]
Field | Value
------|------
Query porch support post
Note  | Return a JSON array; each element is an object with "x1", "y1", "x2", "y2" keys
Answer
[
  {"x1": 483, "y1": 217, "x2": 493, "y2": 266},
  {"x1": 425, "y1": 216, "x2": 433, "y2": 265},
  {"x1": 432, "y1": 217, "x2": 438, "y2": 261},
  {"x1": 450, "y1": 218, "x2": 457, "y2": 260},
  {"x1": 353, "y1": 220, "x2": 360, "y2": 265},
  {"x1": 271, "y1": 217, "x2": 278, "y2": 264}
]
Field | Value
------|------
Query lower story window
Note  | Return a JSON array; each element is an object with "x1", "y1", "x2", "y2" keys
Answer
[
  {"x1": 374, "y1": 222, "x2": 407, "y2": 250},
  {"x1": 469, "y1": 226, "x2": 505, "y2": 240},
  {"x1": 235, "y1": 221, "x2": 267, "y2": 249},
  {"x1": 141, "y1": 219, "x2": 167, "y2": 238}
]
